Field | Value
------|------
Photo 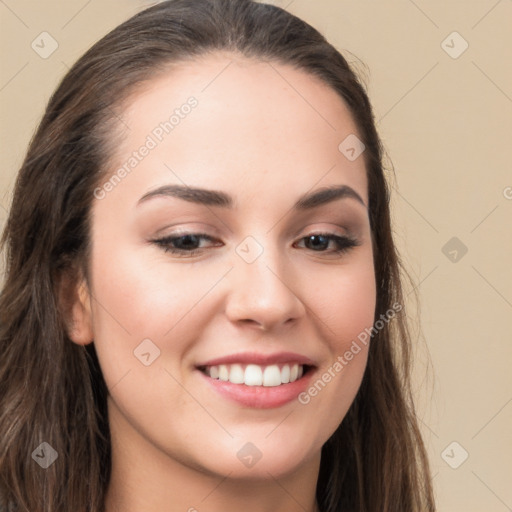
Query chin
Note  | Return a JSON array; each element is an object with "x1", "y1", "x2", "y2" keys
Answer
[{"x1": 186, "y1": 431, "x2": 321, "y2": 481}]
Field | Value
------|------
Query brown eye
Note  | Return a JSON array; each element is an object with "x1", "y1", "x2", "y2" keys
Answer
[
  {"x1": 152, "y1": 233, "x2": 218, "y2": 257},
  {"x1": 295, "y1": 233, "x2": 360, "y2": 254}
]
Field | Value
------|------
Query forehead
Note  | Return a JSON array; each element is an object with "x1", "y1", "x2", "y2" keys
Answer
[{"x1": 103, "y1": 52, "x2": 368, "y2": 208}]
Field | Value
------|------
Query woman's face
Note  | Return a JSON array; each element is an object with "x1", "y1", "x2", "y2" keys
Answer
[{"x1": 75, "y1": 53, "x2": 376, "y2": 479}]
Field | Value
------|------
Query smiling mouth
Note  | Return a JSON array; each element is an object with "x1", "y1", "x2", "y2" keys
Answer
[{"x1": 197, "y1": 363, "x2": 314, "y2": 387}]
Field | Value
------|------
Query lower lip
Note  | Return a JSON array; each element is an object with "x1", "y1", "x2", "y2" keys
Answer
[{"x1": 197, "y1": 368, "x2": 315, "y2": 409}]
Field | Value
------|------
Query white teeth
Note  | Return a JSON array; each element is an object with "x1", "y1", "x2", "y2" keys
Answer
[
  {"x1": 218, "y1": 364, "x2": 229, "y2": 381},
  {"x1": 281, "y1": 364, "x2": 290, "y2": 383},
  {"x1": 244, "y1": 364, "x2": 263, "y2": 386},
  {"x1": 263, "y1": 365, "x2": 281, "y2": 387},
  {"x1": 204, "y1": 363, "x2": 306, "y2": 387},
  {"x1": 229, "y1": 364, "x2": 245, "y2": 384},
  {"x1": 290, "y1": 363, "x2": 299, "y2": 382}
]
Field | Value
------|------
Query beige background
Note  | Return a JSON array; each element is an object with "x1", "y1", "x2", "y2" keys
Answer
[{"x1": 1, "y1": 0, "x2": 511, "y2": 510}]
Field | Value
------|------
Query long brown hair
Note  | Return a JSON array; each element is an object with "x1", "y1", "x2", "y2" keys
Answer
[{"x1": 0, "y1": 1, "x2": 436, "y2": 510}]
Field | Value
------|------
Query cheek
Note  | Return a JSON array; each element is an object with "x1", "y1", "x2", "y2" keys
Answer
[
  {"x1": 300, "y1": 253, "x2": 375, "y2": 430},
  {"x1": 315, "y1": 254, "x2": 377, "y2": 350},
  {"x1": 87, "y1": 247, "x2": 221, "y2": 432},
  {"x1": 89, "y1": 242, "x2": 224, "y2": 334},
  {"x1": 86, "y1": 245, "x2": 215, "y2": 388}
]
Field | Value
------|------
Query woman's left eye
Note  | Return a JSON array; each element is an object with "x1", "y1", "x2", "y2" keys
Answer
[
  {"x1": 294, "y1": 233, "x2": 360, "y2": 254},
  {"x1": 152, "y1": 232, "x2": 360, "y2": 257}
]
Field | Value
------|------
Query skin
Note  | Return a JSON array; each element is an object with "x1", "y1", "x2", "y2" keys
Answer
[{"x1": 66, "y1": 52, "x2": 376, "y2": 512}]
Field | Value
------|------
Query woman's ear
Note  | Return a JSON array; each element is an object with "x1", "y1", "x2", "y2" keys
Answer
[{"x1": 57, "y1": 267, "x2": 94, "y2": 345}]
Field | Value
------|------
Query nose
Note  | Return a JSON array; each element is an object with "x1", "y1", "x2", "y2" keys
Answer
[{"x1": 224, "y1": 244, "x2": 306, "y2": 331}]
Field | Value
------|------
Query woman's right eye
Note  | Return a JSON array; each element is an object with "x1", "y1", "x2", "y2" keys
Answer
[{"x1": 152, "y1": 233, "x2": 218, "y2": 257}]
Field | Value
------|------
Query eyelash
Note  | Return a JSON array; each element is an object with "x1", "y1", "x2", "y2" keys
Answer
[{"x1": 152, "y1": 232, "x2": 360, "y2": 258}]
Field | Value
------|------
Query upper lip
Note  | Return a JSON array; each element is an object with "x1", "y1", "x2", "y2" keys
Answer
[{"x1": 196, "y1": 351, "x2": 317, "y2": 368}]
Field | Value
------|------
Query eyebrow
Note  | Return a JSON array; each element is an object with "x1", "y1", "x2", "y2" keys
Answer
[{"x1": 137, "y1": 184, "x2": 367, "y2": 210}]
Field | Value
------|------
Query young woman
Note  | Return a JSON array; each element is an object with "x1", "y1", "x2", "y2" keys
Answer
[{"x1": 0, "y1": 1, "x2": 436, "y2": 511}]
